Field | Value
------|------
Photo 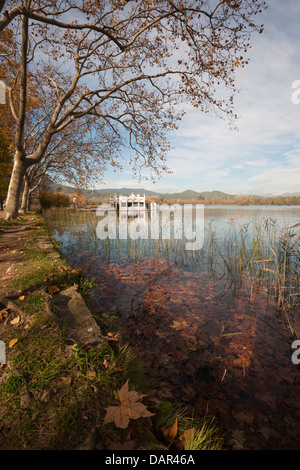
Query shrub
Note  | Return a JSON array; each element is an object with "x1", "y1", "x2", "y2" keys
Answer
[{"x1": 39, "y1": 191, "x2": 70, "y2": 209}]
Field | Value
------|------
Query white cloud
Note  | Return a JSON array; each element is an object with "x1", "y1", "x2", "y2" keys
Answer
[
  {"x1": 101, "y1": 0, "x2": 300, "y2": 196},
  {"x1": 157, "y1": 0, "x2": 300, "y2": 195},
  {"x1": 208, "y1": 169, "x2": 230, "y2": 178}
]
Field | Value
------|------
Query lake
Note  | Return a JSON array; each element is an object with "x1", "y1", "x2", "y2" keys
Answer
[{"x1": 47, "y1": 205, "x2": 300, "y2": 449}]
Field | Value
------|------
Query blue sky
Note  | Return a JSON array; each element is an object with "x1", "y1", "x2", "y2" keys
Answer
[{"x1": 96, "y1": 0, "x2": 300, "y2": 196}]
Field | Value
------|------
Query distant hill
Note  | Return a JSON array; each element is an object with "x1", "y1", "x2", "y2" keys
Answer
[
  {"x1": 53, "y1": 184, "x2": 234, "y2": 200},
  {"x1": 162, "y1": 190, "x2": 200, "y2": 199},
  {"x1": 52, "y1": 184, "x2": 300, "y2": 201},
  {"x1": 94, "y1": 187, "x2": 160, "y2": 197},
  {"x1": 159, "y1": 189, "x2": 233, "y2": 200},
  {"x1": 52, "y1": 184, "x2": 160, "y2": 199}
]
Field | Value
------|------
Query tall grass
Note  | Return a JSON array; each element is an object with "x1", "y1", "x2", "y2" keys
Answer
[
  {"x1": 205, "y1": 217, "x2": 300, "y2": 336},
  {"x1": 207, "y1": 218, "x2": 299, "y2": 305}
]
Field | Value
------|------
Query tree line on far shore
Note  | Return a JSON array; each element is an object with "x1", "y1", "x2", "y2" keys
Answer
[
  {"x1": 34, "y1": 192, "x2": 300, "y2": 209},
  {"x1": 148, "y1": 194, "x2": 300, "y2": 206}
]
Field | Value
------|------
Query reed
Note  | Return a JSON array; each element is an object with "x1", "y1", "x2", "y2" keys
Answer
[
  {"x1": 43, "y1": 208, "x2": 300, "y2": 322},
  {"x1": 205, "y1": 217, "x2": 300, "y2": 336}
]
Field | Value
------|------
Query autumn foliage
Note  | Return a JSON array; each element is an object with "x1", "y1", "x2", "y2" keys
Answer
[
  {"x1": 39, "y1": 191, "x2": 70, "y2": 209},
  {"x1": 0, "y1": 0, "x2": 266, "y2": 219}
]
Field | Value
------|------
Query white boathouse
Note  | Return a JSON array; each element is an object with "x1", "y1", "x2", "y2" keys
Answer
[
  {"x1": 110, "y1": 192, "x2": 146, "y2": 210},
  {"x1": 110, "y1": 192, "x2": 157, "y2": 211}
]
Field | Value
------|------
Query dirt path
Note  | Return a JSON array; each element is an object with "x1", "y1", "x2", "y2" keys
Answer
[{"x1": 0, "y1": 212, "x2": 35, "y2": 298}]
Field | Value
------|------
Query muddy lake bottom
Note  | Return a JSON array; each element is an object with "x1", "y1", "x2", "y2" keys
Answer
[
  {"x1": 61, "y1": 252, "x2": 300, "y2": 450},
  {"x1": 48, "y1": 206, "x2": 300, "y2": 449}
]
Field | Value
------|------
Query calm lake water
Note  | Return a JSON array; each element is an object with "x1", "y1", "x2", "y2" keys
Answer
[{"x1": 49, "y1": 206, "x2": 300, "y2": 450}]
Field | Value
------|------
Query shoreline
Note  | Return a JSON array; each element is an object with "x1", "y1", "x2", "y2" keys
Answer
[{"x1": 0, "y1": 211, "x2": 222, "y2": 451}]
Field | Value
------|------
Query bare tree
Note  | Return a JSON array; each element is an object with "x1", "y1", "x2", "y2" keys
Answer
[
  {"x1": 19, "y1": 118, "x2": 116, "y2": 212},
  {"x1": 0, "y1": 0, "x2": 266, "y2": 219}
]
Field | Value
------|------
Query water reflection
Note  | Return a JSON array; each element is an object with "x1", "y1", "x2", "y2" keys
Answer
[{"x1": 48, "y1": 206, "x2": 300, "y2": 450}]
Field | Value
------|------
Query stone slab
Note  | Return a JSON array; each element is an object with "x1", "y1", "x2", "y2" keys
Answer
[{"x1": 52, "y1": 286, "x2": 103, "y2": 347}]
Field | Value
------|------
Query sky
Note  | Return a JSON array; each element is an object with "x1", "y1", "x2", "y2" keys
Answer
[{"x1": 96, "y1": 0, "x2": 300, "y2": 196}]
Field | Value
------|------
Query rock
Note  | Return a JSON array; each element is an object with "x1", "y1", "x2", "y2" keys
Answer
[
  {"x1": 52, "y1": 286, "x2": 104, "y2": 347},
  {"x1": 37, "y1": 237, "x2": 60, "y2": 259},
  {"x1": 20, "y1": 388, "x2": 32, "y2": 409},
  {"x1": 46, "y1": 252, "x2": 60, "y2": 259}
]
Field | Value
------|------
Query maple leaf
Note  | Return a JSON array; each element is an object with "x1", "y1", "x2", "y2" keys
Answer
[
  {"x1": 103, "y1": 380, "x2": 154, "y2": 429},
  {"x1": 171, "y1": 320, "x2": 188, "y2": 331}
]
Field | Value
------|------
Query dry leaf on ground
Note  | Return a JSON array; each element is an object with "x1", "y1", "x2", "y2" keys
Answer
[
  {"x1": 0, "y1": 309, "x2": 9, "y2": 321},
  {"x1": 48, "y1": 285, "x2": 60, "y2": 294},
  {"x1": 103, "y1": 380, "x2": 154, "y2": 429},
  {"x1": 161, "y1": 418, "x2": 178, "y2": 443},
  {"x1": 9, "y1": 338, "x2": 18, "y2": 348},
  {"x1": 178, "y1": 427, "x2": 195, "y2": 445}
]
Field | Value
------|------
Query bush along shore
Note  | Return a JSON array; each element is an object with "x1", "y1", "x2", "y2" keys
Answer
[{"x1": 0, "y1": 212, "x2": 222, "y2": 451}]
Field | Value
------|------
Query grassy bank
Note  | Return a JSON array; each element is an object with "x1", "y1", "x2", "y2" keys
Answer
[{"x1": 0, "y1": 213, "x2": 222, "y2": 450}]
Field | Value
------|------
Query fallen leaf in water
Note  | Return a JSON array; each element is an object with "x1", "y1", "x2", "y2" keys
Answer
[
  {"x1": 103, "y1": 380, "x2": 154, "y2": 429},
  {"x1": 232, "y1": 410, "x2": 254, "y2": 425},
  {"x1": 171, "y1": 320, "x2": 188, "y2": 331},
  {"x1": 229, "y1": 429, "x2": 246, "y2": 450},
  {"x1": 257, "y1": 392, "x2": 277, "y2": 410},
  {"x1": 259, "y1": 426, "x2": 280, "y2": 442}
]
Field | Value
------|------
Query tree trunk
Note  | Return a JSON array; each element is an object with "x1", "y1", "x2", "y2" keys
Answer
[
  {"x1": 19, "y1": 176, "x2": 29, "y2": 214},
  {"x1": 3, "y1": 155, "x2": 26, "y2": 220}
]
